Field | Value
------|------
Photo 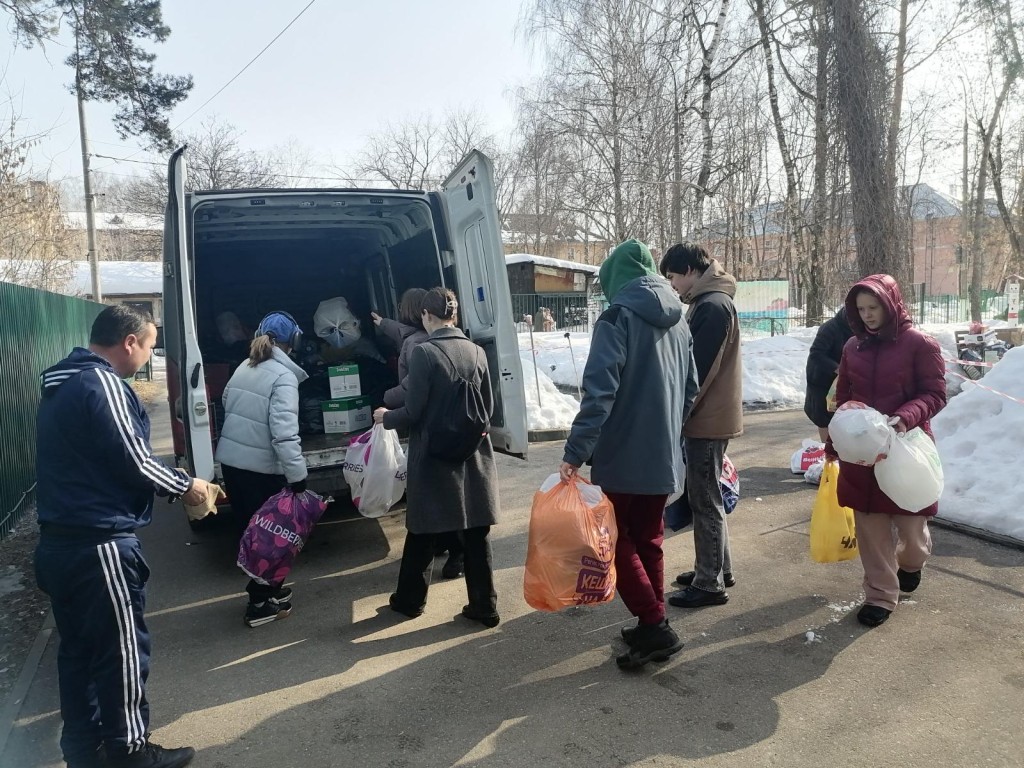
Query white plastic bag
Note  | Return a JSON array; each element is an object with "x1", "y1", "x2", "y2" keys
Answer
[
  {"x1": 791, "y1": 439, "x2": 826, "y2": 474},
  {"x1": 665, "y1": 448, "x2": 686, "y2": 507},
  {"x1": 803, "y1": 460, "x2": 825, "y2": 486},
  {"x1": 314, "y1": 297, "x2": 362, "y2": 349},
  {"x1": 828, "y1": 402, "x2": 891, "y2": 466},
  {"x1": 875, "y1": 428, "x2": 943, "y2": 513},
  {"x1": 342, "y1": 425, "x2": 407, "y2": 518}
]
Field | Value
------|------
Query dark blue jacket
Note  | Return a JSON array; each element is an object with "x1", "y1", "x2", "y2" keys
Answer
[
  {"x1": 563, "y1": 275, "x2": 698, "y2": 495},
  {"x1": 36, "y1": 348, "x2": 191, "y2": 533}
]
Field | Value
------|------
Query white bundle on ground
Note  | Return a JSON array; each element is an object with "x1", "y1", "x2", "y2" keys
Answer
[
  {"x1": 791, "y1": 439, "x2": 825, "y2": 474},
  {"x1": 803, "y1": 461, "x2": 825, "y2": 486}
]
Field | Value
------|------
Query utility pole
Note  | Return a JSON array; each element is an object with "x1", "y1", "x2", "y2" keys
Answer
[{"x1": 76, "y1": 64, "x2": 102, "y2": 303}]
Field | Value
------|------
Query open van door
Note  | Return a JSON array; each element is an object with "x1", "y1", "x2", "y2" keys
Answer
[
  {"x1": 164, "y1": 147, "x2": 215, "y2": 479},
  {"x1": 435, "y1": 151, "x2": 528, "y2": 457}
]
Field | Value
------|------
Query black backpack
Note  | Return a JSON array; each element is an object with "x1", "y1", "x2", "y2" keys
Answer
[{"x1": 425, "y1": 340, "x2": 490, "y2": 463}]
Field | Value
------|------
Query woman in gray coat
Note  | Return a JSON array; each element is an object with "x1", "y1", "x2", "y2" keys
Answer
[{"x1": 373, "y1": 287, "x2": 500, "y2": 628}]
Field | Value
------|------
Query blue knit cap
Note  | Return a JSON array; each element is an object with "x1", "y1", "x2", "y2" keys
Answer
[{"x1": 256, "y1": 312, "x2": 302, "y2": 347}]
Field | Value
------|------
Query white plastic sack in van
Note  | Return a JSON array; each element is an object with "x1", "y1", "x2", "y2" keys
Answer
[
  {"x1": 874, "y1": 428, "x2": 943, "y2": 513},
  {"x1": 314, "y1": 297, "x2": 362, "y2": 349},
  {"x1": 342, "y1": 425, "x2": 407, "y2": 518},
  {"x1": 828, "y1": 402, "x2": 891, "y2": 466}
]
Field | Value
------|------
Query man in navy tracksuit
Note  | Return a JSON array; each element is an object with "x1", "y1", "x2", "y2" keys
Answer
[{"x1": 35, "y1": 305, "x2": 211, "y2": 768}]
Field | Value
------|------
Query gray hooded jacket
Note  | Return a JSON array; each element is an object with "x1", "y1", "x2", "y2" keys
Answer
[{"x1": 563, "y1": 275, "x2": 698, "y2": 495}]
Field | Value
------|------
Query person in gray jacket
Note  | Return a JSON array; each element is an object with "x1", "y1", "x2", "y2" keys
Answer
[
  {"x1": 216, "y1": 311, "x2": 308, "y2": 627},
  {"x1": 559, "y1": 239, "x2": 698, "y2": 669},
  {"x1": 373, "y1": 287, "x2": 501, "y2": 628}
]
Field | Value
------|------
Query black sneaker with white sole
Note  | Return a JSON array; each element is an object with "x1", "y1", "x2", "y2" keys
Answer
[
  {"x1": 244, "y1": 600, "x2": 292, "y2": 628},
  {"x1": 269, "y1": 586, "x2": 293, "y2": 605}
]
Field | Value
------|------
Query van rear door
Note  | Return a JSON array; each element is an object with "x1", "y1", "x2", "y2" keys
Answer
[
  {"x1": 165, "y1": 148, "x2": 215, "y2": 479},
  {"x1": 434, "y1": 151, "x2": 528, "y2": 457}
]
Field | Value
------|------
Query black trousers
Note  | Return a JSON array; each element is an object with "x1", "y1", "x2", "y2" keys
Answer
[
  {"x1": 395, "y1": 526, "x2": 496, "y2": 615},
  {"x1": 221, "y1": 464, "x2": 288, "y2": 601},
  {"x1": 35, "y1": 534, "x2": 151, "y2": 763}
]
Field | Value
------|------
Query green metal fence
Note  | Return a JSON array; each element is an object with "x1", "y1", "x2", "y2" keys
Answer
[{"x1": 0, "y1": 282, "x2": 102, "y2": 540}]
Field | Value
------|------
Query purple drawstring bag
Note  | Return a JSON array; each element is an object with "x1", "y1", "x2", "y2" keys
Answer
[{"x1": 237, "y1": 489, "x2": 328, "y2": 585}]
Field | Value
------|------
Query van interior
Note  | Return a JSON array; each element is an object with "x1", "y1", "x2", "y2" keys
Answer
[{"x1": 189, "y1": 192, "x2": 447, "y2": 451}]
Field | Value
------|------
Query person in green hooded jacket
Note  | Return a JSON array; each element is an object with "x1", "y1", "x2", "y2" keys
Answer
[{"x1": 559, "y1": 239, "x2": 698, "y2": 670}]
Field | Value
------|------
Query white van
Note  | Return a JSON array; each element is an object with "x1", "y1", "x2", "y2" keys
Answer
[{"x1": 162, "y1": 148, "x2": 528, "y2": 499}]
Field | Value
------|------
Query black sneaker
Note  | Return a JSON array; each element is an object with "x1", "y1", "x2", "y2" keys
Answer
[
  {"x1": 675, "y1": 570, "x2": 735, "y2": 588},
  {"x1": 442, "y1": 553, "x2": 465, "y2": 579},
  {"x1": 388, "y1": 594, "x2": 424, "y2": 619},
  {"x1": 269, "y1": 585, "x2": 293, "y2": 605},
  {"x1": 66, "y1": 746, "x2": 104, "y2": 768},
  {"x1": 620, "y1": 621, "x2": 641, "y2": 646},
  {"x1": 244, "y1": 600, "x2": 292, "y2": 628},
  {"x1": 668, "y1": 585, "x2": 729, "y2": 608},
  {"x1": 460, "y1": 604, "x2": 500, "y2": 628},
  {"x1": 856, "y1": 604, "x2": 892, "y2": 628},
  {"x1": 616, "y1": 620, "x2": 683, "y2": 669},
  {"x1": 107, "y1": 742, "x2": 195, "y2": 768},
  {"x1": 897, "y1": 568, "x2": 921, "y2": 593}
]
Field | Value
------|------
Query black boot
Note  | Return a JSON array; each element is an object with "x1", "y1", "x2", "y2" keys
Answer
[
  {"x1": 857, "y1": 603, "x2": 892, "y2": 628},
  {"x1": 897, "y1": 568, "x2": 921, "y2": 593},
  {"x1": 616, "y1": 620, "x2": 683, "y2": 669}
]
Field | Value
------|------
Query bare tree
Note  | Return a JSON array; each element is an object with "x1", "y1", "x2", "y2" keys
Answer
[
  {"x1": 116, "y1": 117, "x2": 284, "y2": 217},
  {"x1": 343, "y1": 109, "x2": 498, "y2": 191},
  {"x1": 826, "y1": 0, "x2": 906, "y2": 287},
  {"x1": 0, "y1": 96, "x2": 75, "y2": 290}
]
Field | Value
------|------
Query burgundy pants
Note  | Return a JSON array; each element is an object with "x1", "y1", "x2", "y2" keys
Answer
[{"x1": 607, "y1": 492, "x2": 669, "y2": 625}]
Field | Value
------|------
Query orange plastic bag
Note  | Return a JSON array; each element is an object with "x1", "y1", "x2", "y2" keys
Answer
[
  {"x1": 523, "y1": 475, "x2": 618, "y2": 611},
  {"x1": 809, "y1": 462, "x2": 858, "y2": 563}
]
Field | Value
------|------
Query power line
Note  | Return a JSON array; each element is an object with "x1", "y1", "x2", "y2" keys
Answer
[
  {"x1": 92, "y1": 0, "x2": 319, "y2": 173},
  {"x1": 170, "y1": 0, "x2": 319, "y2": 131}
]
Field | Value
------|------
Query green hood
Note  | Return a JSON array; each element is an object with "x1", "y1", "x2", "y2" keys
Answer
[{"x1": 599, "y1": 239, "x2": 657, "y2": 301}]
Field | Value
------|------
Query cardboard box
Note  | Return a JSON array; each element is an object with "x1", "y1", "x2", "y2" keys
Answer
[
  {"x1": 328, "y1": 363, "x2": 361, "y2": 398},
  {"x1": 322, "y1": 396, "x2": 371, "y2": 435}
]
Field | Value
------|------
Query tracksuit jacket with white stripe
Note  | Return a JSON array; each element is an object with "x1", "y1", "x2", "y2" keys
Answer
[{"x1": 36, "y1": 348, "x2": 192, "y2": 532}]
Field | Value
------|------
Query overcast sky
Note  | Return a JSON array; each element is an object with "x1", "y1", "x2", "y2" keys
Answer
[{"x1": 2, "y1": 0, "x2": 540, "y2": 182}]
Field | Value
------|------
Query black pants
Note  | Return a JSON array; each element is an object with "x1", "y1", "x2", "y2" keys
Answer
[
  {"x1": 395, "y1": 527, "x2": 496, "y2": 615},
  {"x1": 35, "y1": 534, "x2": 151, "y2": 763},
  {"x1": 221, "y1": 464, "x2": 288, "y2": 601}
]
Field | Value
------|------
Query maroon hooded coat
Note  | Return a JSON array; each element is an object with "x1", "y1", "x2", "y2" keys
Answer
[{"x1": 830, "y1": 275, "x2": 947, "y2": 517}]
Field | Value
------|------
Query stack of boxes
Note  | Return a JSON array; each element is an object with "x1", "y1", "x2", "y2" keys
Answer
[{"x1": 322, "y1": 363, "x2": 371, "y2": 435}]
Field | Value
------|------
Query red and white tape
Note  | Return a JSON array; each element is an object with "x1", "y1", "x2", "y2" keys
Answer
[{"x1": 946, "y1": 368, "x2": 1024, "y2": 406}]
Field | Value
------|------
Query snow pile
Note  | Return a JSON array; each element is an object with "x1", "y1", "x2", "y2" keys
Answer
[
  {"x1": 742, "y1": 335, "x2": 810, "y2": 406},
  {"x1": 519, "y1": 354, "x2": 580, "y2": 431},
  {"x1": 519, "y1": 332, "x2": 590, "y2": 389},
  {"x1": 932, "y1": 346, "x2": 1024, "y2": 542}
]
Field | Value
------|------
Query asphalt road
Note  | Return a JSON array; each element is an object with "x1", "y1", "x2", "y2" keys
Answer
[{"x1": 4, "y1": 409, "x2": 1024, "y2": 768}]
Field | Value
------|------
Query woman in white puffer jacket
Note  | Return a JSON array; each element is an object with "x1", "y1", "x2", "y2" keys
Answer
[{"x1": 216, "y1": 311, "x2": 309, "y2": 627}]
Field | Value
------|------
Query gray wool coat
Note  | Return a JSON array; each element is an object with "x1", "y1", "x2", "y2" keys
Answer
[{"x1": 382, "y1": 326, "x2": 500, "y2": 535}]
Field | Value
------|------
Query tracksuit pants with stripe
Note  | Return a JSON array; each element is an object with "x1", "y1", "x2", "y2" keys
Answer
[{"x1": 35, "y1": 533, "x2": 152, "y2": 763}]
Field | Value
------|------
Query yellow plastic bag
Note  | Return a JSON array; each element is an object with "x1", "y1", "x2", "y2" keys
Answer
[
  {"x1": 809, "y1": 462, "x2": 858, "y2": 563},
  {"x1": 825, "y1": 378, "x2": 838, "y2": 412},
  {"x1": 523, "y1": 475, "x2": 618, "y2": 611}
]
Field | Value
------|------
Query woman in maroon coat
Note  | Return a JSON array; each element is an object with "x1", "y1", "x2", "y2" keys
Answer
[{"x1": 827, "y1": 274, "x2": 946, "y2": 628}]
